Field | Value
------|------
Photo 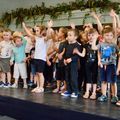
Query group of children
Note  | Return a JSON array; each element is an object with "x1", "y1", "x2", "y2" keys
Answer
[{"x1": 0, "y1": 9, "x2": 120, "y2": 106}]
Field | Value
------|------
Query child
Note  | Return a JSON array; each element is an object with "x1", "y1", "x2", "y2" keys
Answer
[
  {"x1": 52, "y1": 27, "x2": 67, "y2": 93},
  {"x1": 97, "y1": 26, "x2": 119, "y2": 103},
  {"x1": 61, "y1": 29, "x2": 83, "y2": 98},
  {"x1": 0, "y1": 29, "x2": 13, "y2": 88},
  {"x1": 82, "y1": 28, "x2": 98, "y2": 100},
  {"x1": 23, "y1": 22, "x2": 47, "y2": 93},
  {"x1": 10, "y1": 32, "x2": 28, "y2": 88}
]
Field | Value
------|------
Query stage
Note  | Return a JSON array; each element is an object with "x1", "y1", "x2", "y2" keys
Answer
[{"x1": 0, "y1": 87, "x2": 119, "y2": 120}]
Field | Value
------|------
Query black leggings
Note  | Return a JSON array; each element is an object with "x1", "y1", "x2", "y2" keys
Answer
[{"x1": 85, "y1": 62, "x2": 98, "y2": 84}]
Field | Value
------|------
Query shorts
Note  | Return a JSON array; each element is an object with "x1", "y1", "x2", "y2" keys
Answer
[
  {"x1": 34, "y1": 59, "x2": 46, "y2": 73},
  {"x1": 13, "y1": 63, "x2": 27, "y2": 79},
  {"x1": 0, "y1": 58, "x2": 10, "y2": 73},
  {"x1": 56, "y1": 63, "x2": 65, "y2": 81},
  {"x1": 99, "y1": 64, "x2": 117, "y2": 83},
  {"x1": 31, "y1": 63, "x2": 36, "y2": 75}
]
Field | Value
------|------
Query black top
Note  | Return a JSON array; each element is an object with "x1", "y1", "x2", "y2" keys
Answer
[{"x1": 63, "y1": 41, "x2": 83, "y2": 62}]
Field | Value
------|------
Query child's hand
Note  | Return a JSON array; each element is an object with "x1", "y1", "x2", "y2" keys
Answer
[
  {"x1": 47, "y1": 20, "x2": 53, "y2": 28},
  {"x1": 47, "y1": 60, "x2": 51, "y2": 66},
  {"x1": 98, "y1": 61, "x2": 103, "y2": 68},
  {"x1": 70, "y1": 23, "x2": 75, "y2": 29},
  {"x1": 66, "y1": 58, "x2": 72, "y2": 64},
  {"x1": 22, "y1": 22, "x2": 26, "y2": 27},
  {"x1": 58, "y1": 53, "x2": 63, "y2": 60},
  {"x1": 10, "y1": 61, "x2": 13, "y2": 66},
  {"x1": 73, "y1": 48, "x2": 79, "y2": 54},
  {"x1": 116, "y1": 68, "x2": 120, "y2": 75},
  {"x1": 64, "y1": 59, "x2": 67, "y2": 66},
  {"x1": 109, "y1": 9, "x2": 116, "y2": 17}
]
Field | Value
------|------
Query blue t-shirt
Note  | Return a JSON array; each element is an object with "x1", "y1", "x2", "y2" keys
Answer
[{"x1": 98, "y1": 42, "x2": 118, "y2": 65}]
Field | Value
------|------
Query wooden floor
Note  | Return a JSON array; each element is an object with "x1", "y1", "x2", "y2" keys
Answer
[{"x1": 0, "y1": 87, "x2": 120, "y2": 120}]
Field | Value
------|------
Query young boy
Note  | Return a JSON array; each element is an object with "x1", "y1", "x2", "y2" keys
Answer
[
  {"x1": 0, "y1": 29, "x2": 13, "y2": 88},
  {"x1": 97, "y1": 26, "x2": 119, "y2": 103},
  {"x1": 61, "y1": 29, "x2": 83, "y2": 98},
  {"x1": 10, "y1": 32, "x2": 27, "y2": 88}
]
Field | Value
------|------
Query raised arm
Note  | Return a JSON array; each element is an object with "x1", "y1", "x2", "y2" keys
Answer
[
  {"x1": 22, "y1": 22, "x2": 35, "y2": 42},
  {"x1": 109, "y1": 9, "x2": 117, "y2": 38},
  {"x1": 91, "y1": 12, "x2": 103, "y2": 34}
]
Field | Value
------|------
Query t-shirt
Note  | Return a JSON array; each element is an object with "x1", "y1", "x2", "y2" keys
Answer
[
  {"x1": 63, "y1": 41, "x2": 83, "y2": 62},
  {"x1": 34, "y1": 37, "x2": 47, "y2": 61},
  {"x1": 0, "y1": 40, "x2": 13, "y2": 58},
  {"x1": 84, "y1": 43, "x2": 98, "y2": 63},
  {"x1": 11, "y1": 36, "x2": 27, "y2": 63},
  {"x1": 97, "y1": 42, "x2": 118, "y2": 65}
]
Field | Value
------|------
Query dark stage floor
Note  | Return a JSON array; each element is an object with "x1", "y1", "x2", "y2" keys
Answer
[{"x1": 0, "y1": 88, "x2": 120, "y2": 120}]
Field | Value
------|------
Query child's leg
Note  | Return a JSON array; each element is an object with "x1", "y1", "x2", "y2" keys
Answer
[
  {"x1": 23, "y1": 78, "x2": 28, "y2": 88},
  {"x1": 83, "y1": 83, "x2": 91, "y2": 98},
  {"x1": 101, "y1": 81, "x2": 107, "y2": 96},
  {"x1": 53, "y1": 80, "x2": 60, "y2": 92},
  {"x1": 111, "y1": 83, "x2": 118, "y2": 97},
  {"x1": 11, "y1": 78, "x2": 19, "y2": 88},
  {"x1": 1, "y1": 72, "x2": 6, "y2": 83},
  {"x1": 7, "y1": 72, "x2": 11, "y2": 84},
  {"x1": 90, "y1": 84, "x2": 97, "y2": 100},
  {"x1": 38, "y1": 72, "x2": 44, "y2": 89}
]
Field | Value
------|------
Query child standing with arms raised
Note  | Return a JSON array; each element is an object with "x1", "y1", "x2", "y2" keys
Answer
[{"x1": 23, "y1": 22, "x2": 47, "y2": 93}]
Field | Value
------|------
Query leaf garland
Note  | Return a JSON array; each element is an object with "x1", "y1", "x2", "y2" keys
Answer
[{"x1": 1, "y1": 0, "x2": 120, "y2": 26}]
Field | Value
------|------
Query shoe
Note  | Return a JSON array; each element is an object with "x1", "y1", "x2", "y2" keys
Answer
[
  {"x1": 71, "y1": 93, "x2": 78, "y2": 98},
  {"x1": 23, "y1": 84, "x2": 28, "y2": 89},
  {"x1": 34, "y1": 88, "x2": 44, "y2": 93},
  {"x1": 28, "y1": 81, "x2": 34, "y2": 87},
  {"x1": 90, "y1": 93, "x2": 96, "y2": 100},
  {"x1": 116, "y1": 101, "x2": 120, "y2": 106},
  {"x1": 0, "y1": 81, "x2": 4, "y2": 87},
  {"x1": 98, "y1": 95, "x2": 107, "y2": 102},
  {"x1": 111, "y1": 96, "x2": 118, "y2": 104},
  {"x1": 83, "y1": 92, "x2": 89, "y2": 99},
  {"x1": 61, "y1": 91, "x2": 71, "y2": 97},
  {"x1": 31, "y1": 87, "x2": 39, "y2": 92},
  {"x1": 11, "y1": 84, "x2": 18, "y2": 88},
  {"x1": 52, "y1": 88, "x2": 59, "y2": 93},
  {"x1": 3, "y1": 83, "x2": 11, "y2": 88}
]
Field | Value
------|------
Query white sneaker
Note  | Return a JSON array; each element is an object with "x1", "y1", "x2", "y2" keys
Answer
[
  {"x1": 11, "y1": 84, "x2": 18, "y2": 88},
  {"x1": 31, "y1": 87, "x2": 39, "y2": 92},
  {"x1": 71, "y1": 93, "x2": 78, "y2": 98},
  {"x1": 23, "y1": 84, "x2": 28, "y2": 89},
  {"x1": 34, "y1": 88, "x2": 44, "y2": 93}
]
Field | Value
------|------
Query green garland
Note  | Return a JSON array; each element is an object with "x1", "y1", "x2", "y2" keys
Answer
[{"x1": 1, "y1": 0, "x2": 120, "y2": 26}]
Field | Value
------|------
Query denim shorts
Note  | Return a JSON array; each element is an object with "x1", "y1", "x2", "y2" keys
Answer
[
  {"x1": 31, "y1": 64, "x2": 36, "y2": 75},
  {"x1": 99, "y1": 64, "x2": 117, "y2": 83}
]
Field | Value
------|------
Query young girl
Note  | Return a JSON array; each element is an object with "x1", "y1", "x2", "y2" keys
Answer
[
  {"x1": 76, "y1": 28, "x2": 98, "y2": 100},
  {"x1": 52, "y1": 27, "x2": 67, "y2": 93},
  {"x1": 0, "y1": 29, "x2": 13, "y2": 88},
  {"x1": 23, "y1": 22, "x2": 47, "y2": 93}
]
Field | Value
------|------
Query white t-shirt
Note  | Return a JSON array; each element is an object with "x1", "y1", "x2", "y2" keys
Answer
[
  {"x1": 34, "y1": 37, "x2": 47, "y2": 61},
  {"x1": 0, "y1": 40, "x2": 13, "y2": 58}
]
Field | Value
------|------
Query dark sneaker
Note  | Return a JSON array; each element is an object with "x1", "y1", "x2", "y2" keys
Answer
[
  {"x1": 28, "y1": 81, "x2": 34, "y2": 86},
  {"x1": 98, "y1": 95, "x2": 107, "y2": 102},
  {"x1": 3, "y1": 83, "x2": 11, "y2": 88},
  {"x1": 111, "y1": 96, "x2": 118, "y2": 104},
  {"x1": 0, "y1": 81, "x2": 4, "y2": 87},
  {"x1": 61, "y1": 91, "x2": 71, "y2": 97}
]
